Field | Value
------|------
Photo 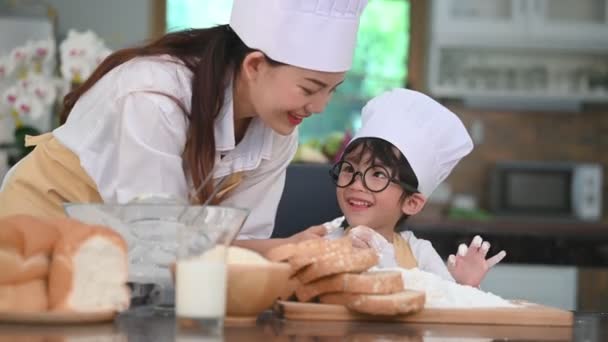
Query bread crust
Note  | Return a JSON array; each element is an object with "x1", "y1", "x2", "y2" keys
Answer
[
  {"x1": 319, "y1": 290, "x2": 426, "y2": 316},
  {"x1": 0, "y1": 279, "x2": 48, "y2": 312},
  {"x1": 0, "y1": 215, "x2": 62, "y2": 285},
  {"x1": 295, "y1": 271, "x2": 404, "y2": 302},
  {"x1": 0, "y1": 215, "x2": 60, "y2": 257},
  {"x1": 297, "y1": 248, "x2": 379, "y2": 284}
]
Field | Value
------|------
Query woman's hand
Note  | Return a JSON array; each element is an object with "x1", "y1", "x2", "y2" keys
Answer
[
  {"x1": 447, "y1": 235, "x2": 506, "y2": 287},
  {"x1": 288, "y1": 225, "x2": 327, "y2": 244}
]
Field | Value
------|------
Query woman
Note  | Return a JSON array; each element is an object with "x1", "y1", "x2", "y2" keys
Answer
[{"x1": 0, "y1": 0, "x2": 369, "y2": 253}]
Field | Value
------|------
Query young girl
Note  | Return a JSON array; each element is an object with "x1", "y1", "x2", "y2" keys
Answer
[
  {"x1": 0, "y1": 0, "x2": 368, "y2": 253},
  {"x1": 324, "y1": 88, "x2": 506, "y2": 287}
]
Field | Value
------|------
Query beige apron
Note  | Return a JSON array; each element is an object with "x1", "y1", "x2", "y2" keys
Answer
[
  {"x1": 393, "y1": 232, "x2": 418, "y2": 269},
  {"x1": 0, "y1": 133, "x2": 242, "y2": 218},
  {"x1": 345, "y1": 227, "x2": 418, "y2": 269}
]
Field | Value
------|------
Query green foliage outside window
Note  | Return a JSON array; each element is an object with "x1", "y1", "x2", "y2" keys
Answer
[{"x1": 166, "y1": 0, "x2": 409, "y2": 147}]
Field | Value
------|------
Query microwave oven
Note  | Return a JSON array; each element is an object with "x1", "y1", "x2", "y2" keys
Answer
[{"x1": 489, "y1": 161, "x2": 603, "y2": 221}]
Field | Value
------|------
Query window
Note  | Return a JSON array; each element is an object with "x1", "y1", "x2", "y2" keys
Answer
[{"x1": 166, "y1": 0, "x2": 410, "y2": 144}]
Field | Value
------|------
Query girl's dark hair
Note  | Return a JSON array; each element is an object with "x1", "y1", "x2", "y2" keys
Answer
[
  {"x1": 341, "y1": 137, "x2": 419, "y2": 230},
  {"x1": 60, "y1": 25, "x2": 280, "y2": 204}
]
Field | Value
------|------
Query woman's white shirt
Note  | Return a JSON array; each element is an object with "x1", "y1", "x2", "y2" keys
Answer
[{"x1": 53, "y1": 55, "x2": 298, "y2": 239}]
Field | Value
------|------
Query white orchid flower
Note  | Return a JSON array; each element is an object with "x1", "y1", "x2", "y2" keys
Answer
[
  {"x1": 1, "y1": 85, "x2": 22, "y2": 108},
  {"x1": 10, "y1": 45, "x2": 32, "y2": 78},
  {"x1": 0, "y1": 56, "x2": 15, "y2": 81},
  {"x1": 31, "y1": 39, "x2": 56, "y2": 63},
  {"x1": 60, "y1": 57, "x2": 93, "y2": 84},
  {"x1": 10, "y1": 45, "x2": 31, "y2": 67},
  {"x1": 30, "y1": 39, "x2": 57, "y2": 75},
  {"x1": 60, "y1": 29, "x2": 106, "y2": 63},
  {"x1": 26, "y1": 76, "x2": 58, "y2": 106},
  {"x1": 14, "y1": 94, "x2": 44, "y2": 121}
]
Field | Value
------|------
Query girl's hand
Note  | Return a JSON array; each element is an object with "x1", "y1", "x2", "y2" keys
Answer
[
  {"x1": 447, "y1": 235, "x2": 506, "y2": 287},
  {"x1": 348, "y1": 225, "x2": 398, "y2": 268},
  {"x1": 348, "y1": 225, "x2": 390, "y2": 251}
]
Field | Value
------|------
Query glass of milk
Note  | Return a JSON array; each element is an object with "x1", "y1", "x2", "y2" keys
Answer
[
  {"x1": 175, "y1": 205, "x2": 249, "y2": 336},
  {"x1": 63, "y1": 202, "x2": 248, "y2": 323}
]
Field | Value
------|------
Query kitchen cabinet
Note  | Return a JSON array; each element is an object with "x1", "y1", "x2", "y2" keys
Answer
[
  {"x1": 432, "y1": 0, "x2": 526, "y2": 41},
  {"x1": 427, "y1": 0, "x2": 608, "y2": 108},
  {"x1": 431, "y1": 0, "x2": 608, "y2": 47},
  {"x1": 531, "y1": 0, "x2": 608, "y2": 44}
]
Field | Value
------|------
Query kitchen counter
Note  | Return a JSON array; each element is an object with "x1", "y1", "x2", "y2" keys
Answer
[
  {"x1": 0, "y1": 310, "x2": 606, "y2": 341},
  {"x1": 408, "y1": 218, "x2": 608, "y2": 266},
  {"x1": 409, "y1": 217, "x2": 608, "y2": 238}
]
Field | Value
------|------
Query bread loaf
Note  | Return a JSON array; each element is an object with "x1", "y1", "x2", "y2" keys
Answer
[
  {"x1": 0, "y1": 215, "x2": 60, "y2": 284},
  {"x1": 296, "y1": 248, "x2": 379, "y2": 284},
  {"x1": 295, "y1": 271, "x2": 404, "y2": 302},
  {"x1": 319, "y1": 290, "x2": 426, "y2": 316},
  {"x1": 0, "y1": 279, "x2": 48, "y2": 312},
  {"x1": 49, "y1": 222, "x2": 130, "y2": 313}
]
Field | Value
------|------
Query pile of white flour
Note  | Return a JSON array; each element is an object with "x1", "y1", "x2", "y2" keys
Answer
[{"x1": 376, "y1": 267, "x2": 517, "y2": 309}]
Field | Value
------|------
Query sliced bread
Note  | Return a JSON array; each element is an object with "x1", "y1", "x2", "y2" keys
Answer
[
  {"x1": 295, "y1": 271, "x2": 404, "y2": 302},
  {"x1": 319, "y1": 290, "x2": 426, "y2": 316},
  {"x1": 266, "y1": 237, "x2": 352, "y2": 265},
  {"x1": 296, "y1": 248, "x2": 379, "y2": 284},
  {"x1": 288, "y1": 238, "x2": 353, "y2": 272}
]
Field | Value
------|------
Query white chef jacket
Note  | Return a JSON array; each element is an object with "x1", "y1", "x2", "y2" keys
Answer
[
  {"x1": 326, "y1": 226, "x2": 455, "y2": 282},
  {"x1": 53, "y1": 55, "x2": 298, "y2": 239}
]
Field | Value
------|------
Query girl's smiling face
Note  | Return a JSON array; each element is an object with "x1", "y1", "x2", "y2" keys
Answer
[{"x1": 336, "y1": 145, "x2": 407, "y2": 233}]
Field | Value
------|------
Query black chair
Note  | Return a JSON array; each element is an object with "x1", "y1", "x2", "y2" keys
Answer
[{"x1": 272, "y1": 163, "x2": 342, "y2": 238}]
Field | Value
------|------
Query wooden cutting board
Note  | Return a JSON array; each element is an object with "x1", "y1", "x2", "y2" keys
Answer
[{"x1": 275, "y1": 297, "x2": 573, "y2": 326}]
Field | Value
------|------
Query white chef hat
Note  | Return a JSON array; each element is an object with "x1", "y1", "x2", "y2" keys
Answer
[
  {"x1": 229, "y1": 0, "x2": 368, "y2": 72},
  {"x1": 351, "y1": 89, "x2": 474, "y2": 198}
]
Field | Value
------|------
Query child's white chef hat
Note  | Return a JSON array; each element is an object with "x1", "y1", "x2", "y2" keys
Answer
[
  {"x1": 229, "y1": 0, "x2": 368, "y2": 72},
  {"x1": 351, "y1": 89, "x2": 474, "y2": 198}
]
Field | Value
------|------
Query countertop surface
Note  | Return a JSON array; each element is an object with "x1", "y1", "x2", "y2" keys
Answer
[
  {"x1": 407, "y1": 218, "x2": 608, "y2": 267},
  {"x1": 408, "y1": 217, "x2": 608, "y2": 237},
  {"x1": 0, "y1": 310, "x2": 606, "y2": 341}
]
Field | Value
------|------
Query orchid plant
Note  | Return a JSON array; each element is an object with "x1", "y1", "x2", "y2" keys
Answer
[{"x1": 0, "y1": 30, "x2": 111, "y2": 163}]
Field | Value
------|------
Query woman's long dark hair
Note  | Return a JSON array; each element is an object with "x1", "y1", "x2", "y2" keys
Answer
[{"x1": 60, "y1": 25, "x2": 255, "y2": 204}]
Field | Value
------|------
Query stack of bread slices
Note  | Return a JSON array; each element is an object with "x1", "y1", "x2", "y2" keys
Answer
[
  {"x1": 266, "y1": 237, "x2": 425, "y2": 316},
  {"x1": 0, "y1": 215, "x2": 130, "y2": 314}
]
